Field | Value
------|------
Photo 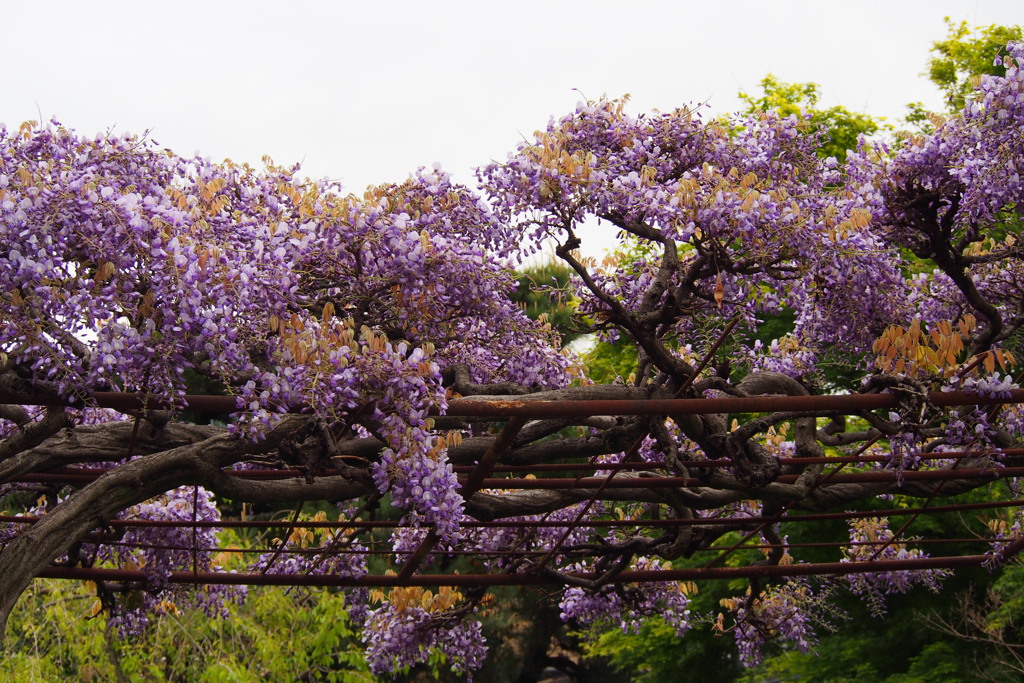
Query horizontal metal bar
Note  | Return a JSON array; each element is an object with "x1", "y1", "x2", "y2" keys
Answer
[
  {"x1": 26, "y1": 445, "x2": 1024, "y2": 480},
  {"x1": 36, "y1": 552, "x2": 1000, "y2": 588},
  {"x1": 38, "y1": 535, "x2": 1005, "y2": 558},
  {"x1": 10, "y1": 469, "x2": 1015, "y2": 488},
  {"x1": 5, "y1": 499, "x2": 1022, "y2": 530},
  {"x1": 472, "y1": 466, "x2": 1024, "y2": 489}
]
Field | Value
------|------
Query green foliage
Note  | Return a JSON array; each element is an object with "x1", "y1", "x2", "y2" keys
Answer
[
  {"x1": 737, "y1": 635, "x2": 883, "y2": 683},
  {"x1": 732, "y1": 497, "x2": 1001, "y2": 682},
  {"x1": 512, "y1": 260, "x2": 585, "y2": 345},
  {"x1": 587, "y1": 487, "x2": 1008, "y2": 682},
  {"x1": 927, "y1": 18, "x2": 1023, "y2": 112},
  {"x1": 738, "y1": 74, "x2": 883, "y2": 162},
  {"x1": 2, "y1": 582, "x2": 107, "y2": 682},
  {"x1": 985, "y1": 563, "x2": 1024, "y2": 635},
  {"x1": 2, "y1": 579, "x2": 375, "y2": 682},
  {"x1": 887, "y1": 642, "x2": 964, "y2": 683},
  {"x1": 583, "y1": 606, "x2": 739, "y2": 682},
  {"x1": 738, "y1": 636, "x2": 966, "y2": 683},
  {"x1": 581, "y1": 339, "x2": 638, "y2": 385}
]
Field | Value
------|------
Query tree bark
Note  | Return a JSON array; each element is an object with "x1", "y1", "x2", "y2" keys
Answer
[{"x1": 0, "y1": 416, "x2": 311, "y2": 637}]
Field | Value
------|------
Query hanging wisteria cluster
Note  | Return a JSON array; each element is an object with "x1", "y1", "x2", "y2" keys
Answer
[
  {"x1": 2, "y1": 41, "x2": 1024, "y2": 678},
  {"x1": 841, "y1": 517, "x2": 950, "y2": 617}
]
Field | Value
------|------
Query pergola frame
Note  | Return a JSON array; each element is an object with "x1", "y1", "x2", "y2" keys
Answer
[{"x1": 3, "y1": 387, "x2": 1023, "y2": 591}]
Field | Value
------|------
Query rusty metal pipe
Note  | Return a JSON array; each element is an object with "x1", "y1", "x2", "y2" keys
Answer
[{"x1": 36, "y1": 553, "x2": 1000, "y2": 587}]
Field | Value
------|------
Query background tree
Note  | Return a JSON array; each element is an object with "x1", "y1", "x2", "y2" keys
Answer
[
  {"x1": 738, "y1": 74, "x2": 882, "y2": 161},
  {"x1": 906, "y1": 17, "x2": 1023, "y2": 130},
  {"x1": 928, "y1": 17, "x2": 1023, "y2": 111},
  {"x1": 511, "y1": 259, "x2": 586, "y2": 347}
]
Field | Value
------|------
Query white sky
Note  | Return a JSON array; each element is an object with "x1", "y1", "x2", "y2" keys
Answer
[{"x1": 3, "y1": 1, "x2": 1022, "y2": 257}]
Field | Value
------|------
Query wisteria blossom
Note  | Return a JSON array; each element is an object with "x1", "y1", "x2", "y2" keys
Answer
[
  {"x1": 841, "y1": 517, "x2": 950, "y2": 616},
  {"x1": 1, "y1": 41, "x2": 1024, "y2": 678}
]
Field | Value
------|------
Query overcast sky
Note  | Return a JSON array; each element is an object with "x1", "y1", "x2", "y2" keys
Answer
[{"x1": 3, "y1": 1, "x2": 1021, "y2": 256}]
